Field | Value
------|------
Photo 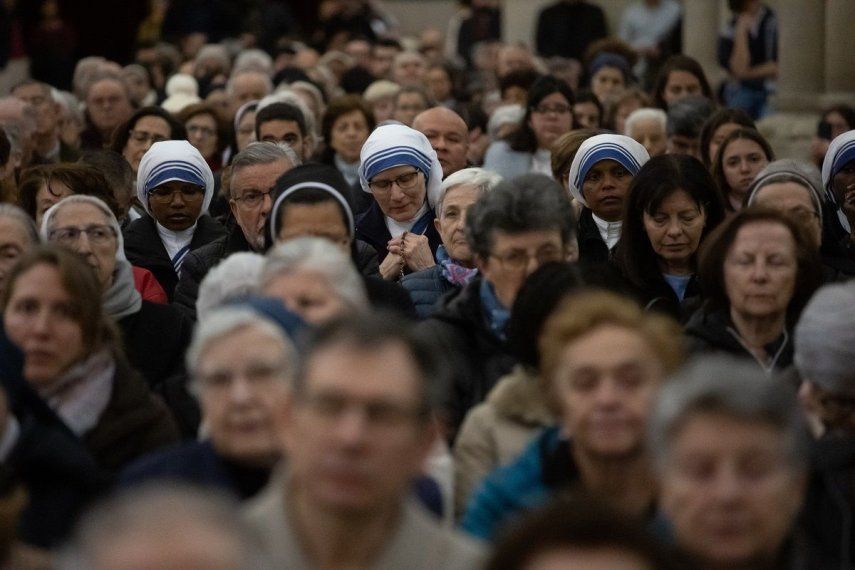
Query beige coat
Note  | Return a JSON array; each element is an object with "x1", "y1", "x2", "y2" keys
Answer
[
  {"x1": 452, "y1": 366, "x2": 554, "y2": 518},
  {"x1": 243, "y1": 471, "x2": 485, "y2": 569}
]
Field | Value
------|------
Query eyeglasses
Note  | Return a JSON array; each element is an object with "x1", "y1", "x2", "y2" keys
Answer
[
  {"x1": 129, "y1": 129, "x2": 168, "y2": 145},
  {"x1": 368, "y1": 170, "x2": 421, "y2": 192},
  {"x1": 49, "y1": 224, "x2": 117, "y2": 245},
  {"x1": 299, "y1": 392, "x2": 428, "y2": 430},
  {"x1": 533, "y1": 104, "x2": 571, "y2": 115},
  {"x1": 187, "y1": 124, "x2": 217, "y2": 138},
  {"x1": 196, "y1": 363, "x2": 286, "y2": 393},
  {"x1": 149, "y1": 185, "x2": 205, "y2": 203},
  {"x1": 232, "y1": 186, "x2": 274, "y2": 208},
  {"x1": 490, "y1": 246, "x2": 564, "y2": 271}
]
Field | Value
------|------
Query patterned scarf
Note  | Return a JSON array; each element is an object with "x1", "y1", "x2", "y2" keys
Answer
[{"x1": 436, "y1": 245, "x2": 478, "y2": 286}]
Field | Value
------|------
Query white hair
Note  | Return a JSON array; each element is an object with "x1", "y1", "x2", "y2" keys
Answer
[
  {"x1": 260, "y1": 237, "x2": 368, "y2": 314},
  {"x1": 186, "y1": 306, "x2": 296, "y2": 381},
  {"x1": 226, "y1": 70, "x2": 273, "y2": 97},
  {"x1": 624, "y1": 107, "x2": 667, "y2": 137},
  {"x1": 363, "y1": 80, "x2": 400, "y2": 103},
  {"x1": 194, "y1": 44, "x2": 231, "y2": 73},
  {"x1": 487, "y1": 104, "x2": 524, "y2": 139},
  {"x1": 437, "y1": 167, "x2": 503, "y2": 217},
  {"x1": 233, "y1": 49, "x2": 273, "y2": 76},
  {"x1": 196, "y1": 252, "x2": 265, "y2": 322}
]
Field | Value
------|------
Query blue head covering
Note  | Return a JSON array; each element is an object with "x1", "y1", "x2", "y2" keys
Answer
[
  {"x1": 822, "y1": 130, "x2": 855, "y2": 233},
  {"x1": 589, "y1": 52, "x2": 632, "y2": 82},
  {"x1": 135, "y1": 140, "x2": 215, "y2": 217},
  {"x1": 567, "y1": 134, "x2": 650, "y2": 207}
]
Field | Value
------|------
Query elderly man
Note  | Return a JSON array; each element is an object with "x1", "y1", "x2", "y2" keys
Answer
[
  {"x1": 391, "y1": 51, "x2": 428, "y2": 88},
  {"x1": 0, "y1": 96, "x2": 37, "y2": 170},
  {"x1": 423, "y1": 174, "x2": 576, "y2": 432},
  {"x1": 651, "y1": 356, "x2": 822, "y2": 568},
  {"x1": 227, "y1": 70, "x2": 273, "y2": 117},
  {"x1": 413, "y1": 106, "x2": 470, "y2": 178},
  {"x1": 401, "y1": 168, "x2": 500, "y2": 318},
  {"x1": 11, "y1": 80, "x2": 77, "y2": 163},
  {"x1": 174, "y1": 142, "x2": 298, "y2": 319},
  {"x1": 79, "y1": 73, "x2": 134, "y2": 150},
  {"x1": 243, "y1": 314, "x2": 484, "y2": 568},
  {"x1": 120, "y1": 306, "x2": 300, "y2": 499}
]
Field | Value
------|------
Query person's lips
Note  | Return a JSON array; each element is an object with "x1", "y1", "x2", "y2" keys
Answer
[{"x1": 167, "y1": 214, "x2": 190, "y2": 224}]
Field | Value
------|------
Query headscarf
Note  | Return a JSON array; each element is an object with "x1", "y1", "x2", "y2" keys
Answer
[
  {"x1": 358, "y1": 123, "x2": 443, "y2": 210},
  {"x1": 41, "y1": 195, "x2": 142, "y2": 319},
  {"x1": 821, "y1": 130, "x2": 855, "y2": 233},
  {"x1": 268, "y1": 163, "x2": 355, "y2": 244},
  {"x1": 135, "y1": 140, "x2": 215, "y2": 217},
  {"x1": 589, "y1": 52, "x2": 632, "y2": 82},
  {"x1": 746, "y1": 159, "x2": 824, "y2": 222},
  {"x1": 567, "y1": 134, "x2": 650, "y2": 207}
]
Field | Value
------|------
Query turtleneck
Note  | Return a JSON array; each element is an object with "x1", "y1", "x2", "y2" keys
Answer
[
  {"x1": 334, "y1": 154, "x2": 360, "y2": 187},
  {"x1": 384, "y1": 202, "x2": 429, "y2": 238},
  {"x1": 156, "y1": 221, "x2": 197, "y2": 260},
  {"x1": 592, "y1": 213, "x2": 622, "y2": 249}
]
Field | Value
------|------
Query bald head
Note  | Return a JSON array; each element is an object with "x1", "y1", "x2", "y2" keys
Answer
[{"x1": 413, "y1": 107, "x2": 469, "y2": 177}]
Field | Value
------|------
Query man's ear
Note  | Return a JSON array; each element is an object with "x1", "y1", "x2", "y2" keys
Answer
[{"x1": 433, "y1": 217, "x2": 441, "y2": 234}]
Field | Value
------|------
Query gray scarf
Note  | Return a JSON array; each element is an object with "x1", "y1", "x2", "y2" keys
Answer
[{"x1": 103, "y1": 260, "x2": 142, "y2": 319}]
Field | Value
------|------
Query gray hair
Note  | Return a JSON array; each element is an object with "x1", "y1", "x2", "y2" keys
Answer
[
  {"x1": 226, "y1": 70, "x2": 273, "y2": 97},
  {"x1": 260, "y1": 237, "x2": 368, "y2": 314},
  {"x1": 196, "y1": 253, "x2": 265, "y2": 322},
  {"x1": 437, "y1": 167, "x2": 502, "y2": 217},
  {"x1": 233, "y1": 49, "x2": 273, "y2": 76},
  {"x1": 666, "y1": 96, "x2": 715, "y2": 138},
  {"x1": 363, "y1": 80, "x2": 401, "y2": 103},
  {"x1": 649, "y1": 355, "x2": 809, "y2": 473},
  {"x1": 487, "y1": 104, "x2": 524, "y2": 139},
  {"x1": 194, "y1": 44, "x2": 230, "y2": 73},
  {"x1": 55, "y1": 90, "x2": 84, "y2": 127},
  {"x1": 746, "y1": 159, "x2": 824, "y2": 222},
  {"x1": 230, "y1": 141, "x2": 299, "y2": 182},
  {"x1": 56, "y1": 483, "x2": 265, "y2": 569},
  {"x1": 186, "y1": 306, "x2": 297, "y2": 382},
  {"x1": 794, "y1": 282, "x2": 855, "y2": 396},
  {"x1": 624, "y1": 107, "x2": 667, "y2": 137},
  {"x1": 466, "y1": 173, "x2": 575, "y2": 259},
  {"x1": 0, "y1": 204, "x2": 39, "y2": 244}
]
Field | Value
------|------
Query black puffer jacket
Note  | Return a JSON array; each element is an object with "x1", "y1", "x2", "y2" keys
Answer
[
  {"x1": 577, "y1": 208, "x2": 610, "y2": 266},
  {"x1": 419, "y1": 277, "x2": 517, "y2": 436},
  {"x1": 400, "y1": 265, "x2": 457, "y2": 319}
]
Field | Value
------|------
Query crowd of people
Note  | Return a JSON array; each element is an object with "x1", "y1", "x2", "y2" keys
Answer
[{"x1": 0, "y1": 0, "x2": 854, "y2": 567}]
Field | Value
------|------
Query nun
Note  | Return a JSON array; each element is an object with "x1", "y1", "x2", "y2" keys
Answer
[
  {"x1": 356, "y1": 123, "x2": 444, "y2": 281},
  {"x1": 567, "y1": 133, "x2": 650, "y2": 265},
  {"x1": 123, "y1": 140, "x2": 226, "y2": 300},
  {"x1": 822, "y1": 130, "x2": 855, "y2": 253}
]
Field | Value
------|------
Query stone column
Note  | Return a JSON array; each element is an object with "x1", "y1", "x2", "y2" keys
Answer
[
  {"x1": 824, "y1": 0, "x2": 855, "y2": 101},
  {"x1": 774, "y1": 0, "x2": 825, "y2": 111},
  {"x1": 682, "y1": 1, "x2": 722, "y2": 86}
]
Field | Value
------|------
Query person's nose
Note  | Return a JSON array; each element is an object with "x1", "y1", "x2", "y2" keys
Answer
[
  {"x1": 332, "y1": 405, "x2": 370, "y2": 448},
  {"x1": 259, "y1": 192, "x2": 273, "y2": 217},
  {"x1": 593, "y1": 379, "x2": 621, "y2": 408},
  {"x1": 665, "y1": 218, "x2": 683, "y2": 237},
  {"x1": 75, "y1": 232, "x2": 94, "y2": 254},
  {"x1": 710, "y1": 463, "x2": 744, "y2": 504},
  {"x1": 170, "y1": 192, "x2": 187, "y2": 208},
  {"x1": 226, "y1": 375, "x2": 255, "y2": 405},
  {"x1": 31, "y1": 307, "x2": 53, "y2": 337},
  {"x1": 749, "y1": 259, "x2": 771, "y2": 282}
]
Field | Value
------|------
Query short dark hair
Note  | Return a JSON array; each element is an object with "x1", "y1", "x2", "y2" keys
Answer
[
  {"x1": 177, "y1": 102, "x2": 231, "y2": 155},
  {"x1": 109, "y1": 105, "x2": 186, "y2": 156},
  {"x1": 666, "y1": 96, "x2": 715, "y2": 139},
  {"x1": 320, "y1": 95, "x2": 375, "y2": 164},
  {"x1": 487, "y1": 494, "x2": 679, "y2": 570},
  {"x1": 296, "y1": 313, "x2": 448, "y2": 416},
  {"x1": 466, "y1": 173, "x2": 576, "y2": 259},
  {"x1": 698, "y1": 207, "x2": 822, "y2": 323},
  {"x1": 255, "y1": 102, "x2": 308, "y2": 140},
  {"x1": 615, "y1": 154, "x2": 727, "y2": 293},
  {"x1": 698, "y1": 108, "x2": 756, "y2": 168},
  {"x1": 711, "y1": 127, "x2": 774, "y2": 209},
  {"x1": 78, "y1": 149, "x2": 136, "y2": 204},
  {"x1": 506, "y1": 75, "x2": 575, "y2": 154},
  {"x1": 17, "y1": 164, "x2": 121, "y2": 220},
  {"x1": 498, "y1": 68, "x2": 541, "y2": 99},
  {"x1": 572, "y1": 88, "x2": 604, "y2": 126},
  {"x1": 652, "y1": 55, "x2": 714, "y2": 110}
]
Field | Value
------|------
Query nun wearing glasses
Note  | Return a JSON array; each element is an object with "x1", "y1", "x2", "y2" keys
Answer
[
  {"x1": 123, "y1": 140, "x2": 226, "y2": 300},
  {"x1": 356, "y1": 123, "x2": 444, "y2": 281}
]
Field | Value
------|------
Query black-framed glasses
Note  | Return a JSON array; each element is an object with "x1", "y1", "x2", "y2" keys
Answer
[
  {"x1": 149, "y1": 185, "x2": 205, "y2": 203},
  {"x1": 49, "y1": 224, "x2": 117, "y2": 245},
  {"x1": 368, "y1": 169, "x2": 422, "y2": 192},
  {"x1": 490, "y1": 246, "x2": 564, "y2": 271},
  {"x1": 232, "y1": 186, "x2": 275, "y2": 208}
]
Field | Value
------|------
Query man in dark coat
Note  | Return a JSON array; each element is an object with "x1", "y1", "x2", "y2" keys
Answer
[{"x1": 421, "y1": 174, "x2": 576, "y2": 435}]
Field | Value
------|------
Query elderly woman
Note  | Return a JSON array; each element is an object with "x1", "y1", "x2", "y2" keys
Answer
[
  {"x1": 400, "y1": 168, "x2": 502, "y2": 318},
  {"x1": 614, "y1": 154, "x2": 726, "y2": 321},
  {"x1": 685, "y1": 208, "x2": 822, "y2": 372},
  {"x1": 624, "y1": 108, "x2": 667, "y2": 158},
  {"x1": 2, "y1": 246, "x2": 178, "y2": 474},
  {"x1": 651, "y1": 356, "x2": 815, "y2": 569},
  {"x1": 260, "y1": 237, "x2": 369, "y2": 326},
  {"x1": 319, "y1": 95, "x2": 375, "y2": 189},
  {"x1": 42, "y1": 195, "x2": 192, "y2": 392},
  {"x1": 462, "y1": 290, "x2": 683, "y2": 540},
  {"x1": 178, "y1": 102, "x2": 228, "y2": 174},
  {"x1": 745, "y1": 158, "x2": 855, "y2": 278},
  {"x1": 120, "y1": 307, "x2": 298, "y2": 500},
  {"x1": 567, "y1": 133, "x2": 650, "y2": 265},
  {"x1": 123, "y1": 140, "x2": 226, "y2": 300},
  {"x1": 822, "y1": 130, "x2": 855, "y2": 253},
  {"x1": 196, "y1": 252, "x2": 265, "y2": 322},
  {"x1": 711, "y1": 127, "x2": 773, "y2": 212},
  {"x1": 109, "y1": 106, "x2": 186, "y2": 175},
  {"x1": 483, "y1": 76, "x2": 575, "y2": 180},
  {"x1": 0, "y1": 204, "x2": 38, "y2": 299},
  {"x1": 356, "y1": 123, "x2": 444, "y2": 281}
]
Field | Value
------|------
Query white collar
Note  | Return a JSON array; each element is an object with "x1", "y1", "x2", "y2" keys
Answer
[
  {"x1": 156, "y1": 221, "x2": 197, "y2": 260},
  {"x1": 592, "y1": 213, "x2": 622, "y2": 250},
  {"x1": 385, "y1": 202, "x2": 429, "y2": 238}
]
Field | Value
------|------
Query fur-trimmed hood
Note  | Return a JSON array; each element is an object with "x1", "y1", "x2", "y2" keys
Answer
[{"x1": 485, "y1": 365, "x2": 554, "y2": 428}]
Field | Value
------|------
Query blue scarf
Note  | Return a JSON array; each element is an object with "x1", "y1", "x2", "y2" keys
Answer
[
  {"x1": 436, "y1": 245, "x2": 478, "y2": 286},
  {"x1": 480, "y1": 279, "x2": 510, "y2": 341}
]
